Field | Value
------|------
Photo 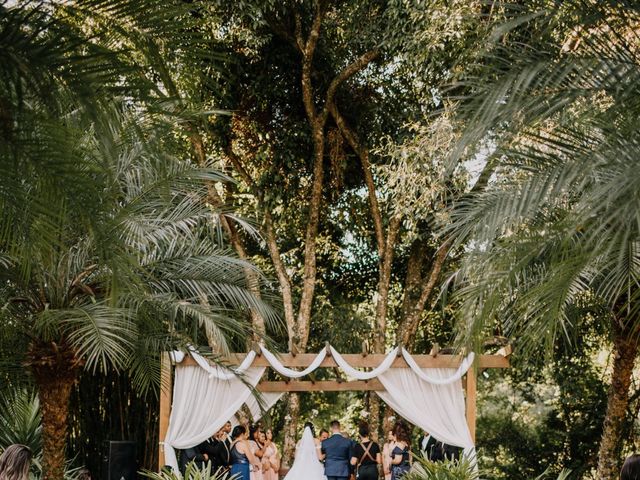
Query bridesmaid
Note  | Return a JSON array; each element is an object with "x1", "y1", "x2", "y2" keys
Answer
[
  {"x1": 230, "y1": 425, "x2": 261, "y2": 480},
  {"x1": 262, "y1": 429, "x2": 280, "y2": 480},
  {"x1": 381, "y1": 429, "x2": 394, "y2": 480},
  {"x1": 389, "y1": 421, "x2": 411, "y2": 480},
  {"x1": 249, "y1": 425, "x2": 265, "y2": 480}
]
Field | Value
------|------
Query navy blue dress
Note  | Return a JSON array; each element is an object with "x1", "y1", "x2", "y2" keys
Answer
[
  {"x1": 390, "y1": 446, "x2": 410, "y2": 480},
  {"x1": 230, "y1": 443, "x2": 251, "y2": 480}
]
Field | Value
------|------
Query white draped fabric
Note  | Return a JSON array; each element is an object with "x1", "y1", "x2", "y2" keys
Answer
[
  {"x1": 376, "y1": 367, "x2": 474, "y2": 452},
  {"x1": 245, "y1": 392, "x2": 284, "y2": 422},
  {"x1": 190, "y1": 348, "x2": 256, "y2": 380},
  {"x1": 257, "y1": 345, "x2": 473, "y2": 385},
  {"x1": 401, "y1": 350, "x2": 475, "y2": 385},
  {"x1": 330, "y1": 346, "x2": 399, "y2": 380},
  {"x1": 163, "y1": 365, "x2": 264, "y2": 473},
  {"x1": 259, "y1": 345, "x2": 327, "y2": 378},
  {"x1": 231, "y1": 392, "x2": 284, "y2": 428}
]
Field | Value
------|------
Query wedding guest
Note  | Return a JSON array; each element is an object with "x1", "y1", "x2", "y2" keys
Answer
[
  {"x1": 381, "y1": 430, "x2": 394, "y2": 480},
  {"x1": 0, "y1": 444, "x2": 32, "y2": 480},
  {"x1": 214, "y1": 427, "x2": 232, "y2": 472},
  {"x1": 230, "y1": 425, "x2": 261, "y2": 480},
  {"x1": 250, "y1": 425, "x2": 266, "y2": 480},
  {"x1": 417, "y1": 430, "x2": 440, "y2": 461},
  {"x1": 621, "y1": 454, "x2": 640, "y2": 480},
  {"x1": 389, "y1": 421, "x2": 411, "y2": 480},
  {"x1": 351, "y1": 421, "x2": 381, "y2": 480},
  {"x1": 198, "y1": 429, "x2": 222, "y2": 472},
  {"x1": 319, "y1": 429, "x2": 330, "y2": 442},
  {"x1": 262, "y1": 428, "x2": 280, "y2": 480},
  {"x1": 222, "y1": 422, "x2": 232, "y2": 449},
  {"x1": 179, "y1": 444, "x2": 209, "y2": 474}
]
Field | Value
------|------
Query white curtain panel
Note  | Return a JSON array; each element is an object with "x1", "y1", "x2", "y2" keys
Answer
[
  {"x1": 230, "y1": 392, "x2": 283, "y2": 428},
  {"x1": 376, "y1": 367, "x2": 474, "y2": 452},
  {"x1": 245, "y1": 392, "x2": 284, "y2": 422},
  {"x1": 163, "y1": 365, "x2": 265, "y2": 472}
]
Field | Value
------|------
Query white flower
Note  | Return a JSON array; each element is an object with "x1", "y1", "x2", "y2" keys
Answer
[
  {"x1": 284, "y1": 415, "x2": 291, "y2": 421},
  {"x1": 361, "y1": 411, "x2": 370, "y2": 418},
  {"x1": 311, "y1": 409, "x2": 319, "y2": 417}
]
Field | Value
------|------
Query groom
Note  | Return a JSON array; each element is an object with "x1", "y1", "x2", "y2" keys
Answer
[{"x1": 321, "y1": 420, "x2": 353, "y2": 480}]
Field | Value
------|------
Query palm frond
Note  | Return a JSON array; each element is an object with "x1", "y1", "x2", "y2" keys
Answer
[{"x1": 0, "y1": 387, "x2": 42, "y2": 455}]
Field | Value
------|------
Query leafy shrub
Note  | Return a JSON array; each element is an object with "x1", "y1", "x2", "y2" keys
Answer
[
  {"x1": 142, "y1": 463, "x2": 229, "y2": 480},
  {"x1": 404, "y1": 454, "x2": 478, "y2": 480}
]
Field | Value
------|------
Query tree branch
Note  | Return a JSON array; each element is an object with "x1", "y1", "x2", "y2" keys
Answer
[
  {"x1": 298, "y1": 2, "x2": 326, "y2": 124},
  {"x1": 224, "y1": 143, "x2": 258, "y2": 191},
  {"x1": 325, "y1": 49, "x2": 380, "y2": 116},
  {"x1": 374, "y1": 215, "x2": 402, "y2": 351},
  {"x1": 401, "y1": 238, "x2": 452, "y2": 347},
  {"x1": 263, "y1": 210, "x2": 296, "y2": 332},
  {"x1": 328, "y1": 90, "x2": 384, "y2": 255}
]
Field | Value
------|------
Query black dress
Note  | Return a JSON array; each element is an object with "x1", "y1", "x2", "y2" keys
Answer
[{"x1": 354, "y1": 440, "x2": 380, "y2": 480}]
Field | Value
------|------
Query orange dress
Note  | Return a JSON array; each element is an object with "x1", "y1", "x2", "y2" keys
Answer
[{"x1": 262, "y1": 443, "x2": 279, "y2": 480}]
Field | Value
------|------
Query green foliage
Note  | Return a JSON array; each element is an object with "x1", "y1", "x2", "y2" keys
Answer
[
  {"x1": 446, "y1": 0, "x2": 640, "y2": 354},
  {"x1": 0, "y1": 388, "x2": 42, "y2": 456},
  {"x1": 142, "y1": 462, "x2": 227, "y2": 480},
  {"x1": 404, "y1": 455, "x2": 478, "y2": 480},
  {"x1": 477, "y1": 314, "x2": 608, "y2": 479}
]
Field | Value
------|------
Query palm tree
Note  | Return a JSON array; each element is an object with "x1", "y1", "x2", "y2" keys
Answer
[
  {"x1": 445, "y1": 2, "x2": 640, "y2": 479},
  {"x1": 1, "y1": 3, "x2": 278, "y2": 479}
]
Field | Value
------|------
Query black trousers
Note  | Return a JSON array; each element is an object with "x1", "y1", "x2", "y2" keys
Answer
[
  {"x1": 357, "y1": 464, "x2": 379, "y2": 480},
  {"x1": 327, "y1": 476, "x2": 349, "y2": 480}
]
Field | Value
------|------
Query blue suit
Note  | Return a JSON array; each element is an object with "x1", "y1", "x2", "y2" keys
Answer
[{"x1": 322, "y1": 433, "x2": 353, "y2": 480}]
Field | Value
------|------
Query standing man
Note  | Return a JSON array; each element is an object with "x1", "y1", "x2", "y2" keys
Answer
[
  {"x1": 417, "y1": 430, "x2": 440, "y2": 461},
  {"x1": 321, "y1": 420, "x2": 353, "y2": 480}
]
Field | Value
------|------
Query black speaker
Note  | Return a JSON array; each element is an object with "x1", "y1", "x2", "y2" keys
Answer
[{"x1": 102, "y1": 441, "x2": 136, "y2": 480}]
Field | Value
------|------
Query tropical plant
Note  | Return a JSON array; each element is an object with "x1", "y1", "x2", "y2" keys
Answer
[
  {"x1": 445, "y1": 2, "x2": 640, "y2": 479},
  {"x1": 0, "y1": 2, "x2": 278, "y2": 479},
  {"x1": 404, "y1": 454, "x2": 478, "y2": 480},
  {"x1": 142, "y1": 462, "x2": 228, "y2": 480},
  {"x1": 0, "y1": 388, "x2": 42, "y2": 457}
]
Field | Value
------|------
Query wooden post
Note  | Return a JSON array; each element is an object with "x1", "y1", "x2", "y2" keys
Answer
[
  {"x1": 158, "y1": 352, "x2": 172, "y2": 471},
  {"x1": 465, "y1": 369, "x2": 477, "y2": 443}
]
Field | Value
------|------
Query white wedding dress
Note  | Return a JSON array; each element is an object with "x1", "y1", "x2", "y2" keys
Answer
[{"x1": 284, "y1": 427, "x2": 326, "y2": 480}]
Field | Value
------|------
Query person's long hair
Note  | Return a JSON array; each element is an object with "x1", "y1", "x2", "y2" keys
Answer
[
  {"x1": 0, "y1": 445, "x2": 32, "y2": 480},
  {"x1": 621, "y1": 454, "x2": 640, "y2": 480},
  {"x1": 232, "y1": 425, "x2": 247, "y2": 440},
  {"x1": 392, "y1": 421, "x2": 411, "y2": 444}
]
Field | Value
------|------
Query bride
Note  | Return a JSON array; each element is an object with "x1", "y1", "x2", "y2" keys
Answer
[{"x1": 284, "y1": 423, "x2": 326, "y2": 480}]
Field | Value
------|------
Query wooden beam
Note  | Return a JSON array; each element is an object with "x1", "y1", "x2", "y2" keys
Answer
[
  {"x1": 258, "y1": 380, "x2": 385, "y2": 392},
  {"x1": 178, "y1": 353, "x2": 508, "y2": 369},
  {"x1": 465, "y1": 369, "x2": 477, "y2": 443},
  {"x1": 158, "y1": 352, "x2": 172, "y2": 471}
]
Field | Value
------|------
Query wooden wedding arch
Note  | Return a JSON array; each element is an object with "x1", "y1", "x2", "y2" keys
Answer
[{"x1": 158, "y1": 345, "x2": 511, "y2": 470}]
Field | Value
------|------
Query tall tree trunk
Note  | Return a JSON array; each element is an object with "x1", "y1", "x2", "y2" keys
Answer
[
  {"x1": 282, "y1": 393, "x2": 301, "y2": 468},
  {"x1": 398, "y1": 240, "x2": 451, "y2": 349},
  {"x1": 596, "y1": 325, "x2": 638, "y2": 480},
  {"x1": 27, "y1": 341, "x2": 82, "y2": 480}
]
